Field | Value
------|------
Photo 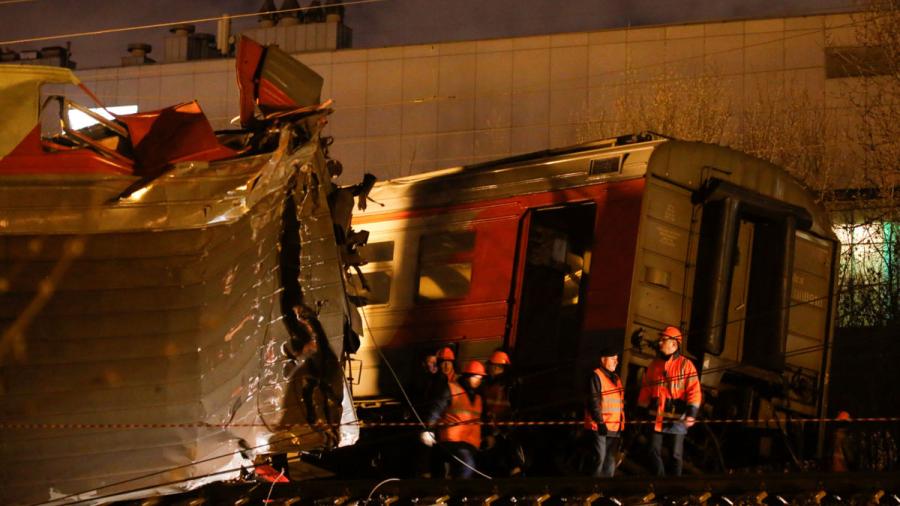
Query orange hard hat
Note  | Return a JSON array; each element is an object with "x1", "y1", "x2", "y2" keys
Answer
[
  {"x1": 659, "y1": 326, "x2": 683, "y2": 342},
  {"x1": 489, "y1": 350, "x2": 511, "y2": 365},
  {"x1": 836, "y1": 411, "x2": 851, "y2": 421},
  {"x1": 436, "y1": 346, "x2": 455, "y2": 361},
  {"x1": 463, "y1": 360, "x2": 486, "y2": 376}
]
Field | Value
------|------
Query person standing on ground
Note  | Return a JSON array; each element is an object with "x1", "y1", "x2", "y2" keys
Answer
[
  {"x1": 638, "y1": 326, "x2": 702, "y2": 476},
  {"x1": 409, "y1": 350, "x2": 441, "y2": 477},
  {"x1": 436, "y1": 346, "x2": 457, "y2": 384},
  {"x1": 421, "y1": 360, "x2": 486, "y2": 478},
  {"x1": 482, "y1": 350, "x2": 525, "y2": 476},
  {"x1": 584, "y1": 347, "x2": 625, "y2": 477}
]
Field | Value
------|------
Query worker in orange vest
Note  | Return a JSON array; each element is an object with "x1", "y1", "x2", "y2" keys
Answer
[
  {"x1": 584, "y1": 347, "x2": 625, "y2": 477},
  {"x1": 830, "y1": 410, "x2": 857, "y2": 472},
  {"x1": 422, "y1": 359, "x2": 486, "y2": 478},
  {"x1": 484, "y1": 350, "x2": 515, "y2": 422},
  {"x1": 637, "y1": 326, "x2": 702, "y2": 476},
  {"x1": 436, "y1": 346, "x2": 457, "y2": 384},
  {"x1": 482, "y1": 350, "x2": 525, "y2": 476}
]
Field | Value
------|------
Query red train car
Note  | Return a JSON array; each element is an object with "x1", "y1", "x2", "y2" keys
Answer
[{"x1": 347, "y1": 134, "x2": 837, "y2": 466}]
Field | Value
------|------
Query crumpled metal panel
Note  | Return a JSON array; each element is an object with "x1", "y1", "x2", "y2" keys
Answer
[{"x1": 0, "y1": 128, "x2": 357, "y2": 504}]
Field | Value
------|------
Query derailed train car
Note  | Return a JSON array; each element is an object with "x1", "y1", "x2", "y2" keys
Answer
[
  {"x1": 0, "y1": 39, "x2": 362, "y2": 504},
  {"x1": 348, "y1": 134, "x2": 838, "y2": 468}
]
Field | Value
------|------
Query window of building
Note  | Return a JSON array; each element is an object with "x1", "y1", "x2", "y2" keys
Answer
[
  {"x1": 825, "y1": 46, "x2": 892, "y2": 79},
  {"x1": 834, "y1": 220, "x2": 899, "y2": 326},
  {"x1": 417, "y1": 231, "x2": 475, "y2": 300}
]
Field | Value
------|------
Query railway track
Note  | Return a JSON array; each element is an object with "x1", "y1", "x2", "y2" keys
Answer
[{"x1": 124, "y1": 472, "x2": 900, "y2": 506}]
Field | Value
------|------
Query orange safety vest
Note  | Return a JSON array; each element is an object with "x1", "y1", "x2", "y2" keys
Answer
[
  {"x1": 638, "y1": 354, "x2": 702, "y2": 432},
  {"x1": 584, "y1": 368, "x2": 625, "y2": 433},
  {"x1": 438, "y1": 381, "x2": 483, "y2": 448},
  {"x1": 831, "y1": 430, "x2": 848, "y2": 472},
  {"x1": 443, "y1": 369, "x2": 456, "y2": 384}
]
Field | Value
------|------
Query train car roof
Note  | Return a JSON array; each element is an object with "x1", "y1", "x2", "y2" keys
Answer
[{"x1": 359, "y1": 134, "x2": 835, "y2": 240}]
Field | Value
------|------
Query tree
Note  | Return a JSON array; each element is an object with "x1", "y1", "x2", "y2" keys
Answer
[{"x1": 577, "y1": 7, "x2": 900, "y2": 326}]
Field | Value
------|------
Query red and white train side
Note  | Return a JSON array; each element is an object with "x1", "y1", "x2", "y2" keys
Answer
[{"x1": 347, "y1": 134, "x2": 837, "y2": 462}]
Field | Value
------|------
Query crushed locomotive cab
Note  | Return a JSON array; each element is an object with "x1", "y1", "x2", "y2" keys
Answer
[{"x1": 0, "y1": 37, "x2": 364, "y2": 504}]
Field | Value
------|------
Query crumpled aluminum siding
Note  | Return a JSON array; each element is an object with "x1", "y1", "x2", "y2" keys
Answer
[{"x1": 0, "y1": 129, "x2": 357, "y2": 504}]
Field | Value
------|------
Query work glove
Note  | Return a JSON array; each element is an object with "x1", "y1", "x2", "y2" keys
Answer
[{"x1": 419, "y1": 431, "x2": 436, "y2": 447}]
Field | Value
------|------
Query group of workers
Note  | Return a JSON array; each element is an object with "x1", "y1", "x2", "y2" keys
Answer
[
  {"x1": 412, "y1": 347, "x2": 522, "y2": 478},
  {"x1": 410, "y1": 325, "x2": 703, "y2": 479}
]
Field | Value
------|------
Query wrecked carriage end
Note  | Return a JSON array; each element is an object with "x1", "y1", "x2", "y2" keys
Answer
[{"x1": 0, "y1": 46, "x2": 360, "y2": 505}]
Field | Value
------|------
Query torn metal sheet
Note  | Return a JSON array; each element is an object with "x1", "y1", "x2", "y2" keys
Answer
[{"x1": 0, "y1": 39, "x2": 361, "y2": 505}]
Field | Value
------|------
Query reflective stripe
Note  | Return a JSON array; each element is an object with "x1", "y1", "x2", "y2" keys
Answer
[
  {"x1": 584, "y1": 368, "x2": 625, "y2": 433},
  {"x1": 484, "y1": 382, "x2": 512, "y2": 420},
  {"x1": 439, "y1": 382, "x2": 482, "y2": 448},
  {"x1": 640, "y1": 355, "x2": 702, "y2": 431}
]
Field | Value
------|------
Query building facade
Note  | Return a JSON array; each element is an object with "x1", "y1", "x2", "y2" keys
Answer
[{"x1": 60, "y1": 13, "x2": 862, "y2": 182}]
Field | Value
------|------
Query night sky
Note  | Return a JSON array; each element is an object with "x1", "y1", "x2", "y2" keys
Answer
[{"x1": 1, "y1": 0, "x2": 854, "y2": 69}]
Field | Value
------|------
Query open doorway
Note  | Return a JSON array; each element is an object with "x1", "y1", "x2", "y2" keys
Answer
[
  {"x1": 511, "y1": 202, "x2": 596, "y2": 409},
  {"x1": 688, "y1": 180, "x2": 810, "y2": 372}
]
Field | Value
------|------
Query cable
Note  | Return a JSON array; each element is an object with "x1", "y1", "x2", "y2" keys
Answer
[
  {"x1": 367, "y1": 477, "x2": 400, "y2": 500},
  {"x1": 31, "y1": 431, "x2": 305, "y2": 506},
  {"x1": 351, "y1": 288, "x2": 839, "y2": 412},
  {"x1": 54, "y1": 452, "x2": 309, "y2": 506},
  {"x1": 135, "y1": 18, "x2": 861, "y2": 109},
  {"x1": 2, "y1": 292, "x2": 860, "y2": 432},
  {"x1": 357, "y1": 302, "x2": 493, "y2": 479},
  {"x1": 9, "y1": 12, "x2": 872, "y2": 106},
  {"x1": 264, "y1": 467, "x2": 287, "y2": 505},
  {"x1": 0, "y1": 0, "x2": 387, "y2": 46}
]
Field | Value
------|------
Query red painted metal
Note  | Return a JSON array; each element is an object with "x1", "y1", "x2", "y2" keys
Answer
[
  {"x1": 258, "y1": 78, "x2": 300, "y2": 111},
  {"x1": 117, "y1": 101, "x2": 237, "y2": 178},
  {"x1": 0, "y1": 126, "x2": 133, "y2": 175},
  {"x1": 236, "y1": 37, "x2": 265, "y2": 127},
  {"x1": 362, "y1": 178, "x2": 645, "y2": 350},
  {"x1": 1, "y1": 102, "x2": 235, "y2": 177}
]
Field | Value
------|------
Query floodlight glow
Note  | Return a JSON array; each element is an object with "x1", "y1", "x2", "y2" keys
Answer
[{"x1": 68, "y1": 105, "x2": 137, "y2": 130}]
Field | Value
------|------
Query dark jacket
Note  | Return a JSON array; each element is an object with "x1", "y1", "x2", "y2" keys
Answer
[
  {"x1": 586, "y1": 366, "x2": 623, "y2": 436},
  {"x1": 426, "y1": 375, "x2": 480, "y2": 425}
]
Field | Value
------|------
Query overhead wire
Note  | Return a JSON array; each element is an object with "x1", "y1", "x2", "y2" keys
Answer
[
  {"x1": 2, "y1": 6, "x2": 891, "y2": 502},
  {"x1": 356, "y1": 293, "x2": 494, "y2": 479},
  {"x1": 17, "y1": 13, "x2": 871, "y2": 107},
  {"x1": 11, "y1": 10, "x2": 874, "y2": 174},
  {"x1": 0, "y1": 0, "x2": 388, "y2": 45},
  {"x1": 31, "y1": 13, "x2": 876, "y2": 175}
]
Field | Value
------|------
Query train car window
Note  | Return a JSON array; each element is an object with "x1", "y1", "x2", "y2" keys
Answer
[
  {"x1": 417, "y1": 231, "x2": 475, "y2": 300},
  {"x1": 348, "y1": 270, "x2": 392, "y2": 305},
  {"x1": 352, "y1": 241, "x2": 394, "y2": 305},
  {"x1": 419, "y1": 231, "x2": 475, "y2": 260},
  {"x1": 588, "y1": 156, "x2": 621, "y2": 175},
  {"x1": 359, "y1": 241, "x2": 394, "y2": 263}
]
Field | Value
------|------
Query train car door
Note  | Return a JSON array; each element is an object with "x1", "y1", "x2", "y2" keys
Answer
[{"x1": 508, "y1": 201, "x2": 597, "y2": 409}]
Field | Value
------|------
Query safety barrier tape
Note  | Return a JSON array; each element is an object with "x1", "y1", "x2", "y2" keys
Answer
[{"x1": 1, "y1": 416, "x2": 898, "y2": 430}]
